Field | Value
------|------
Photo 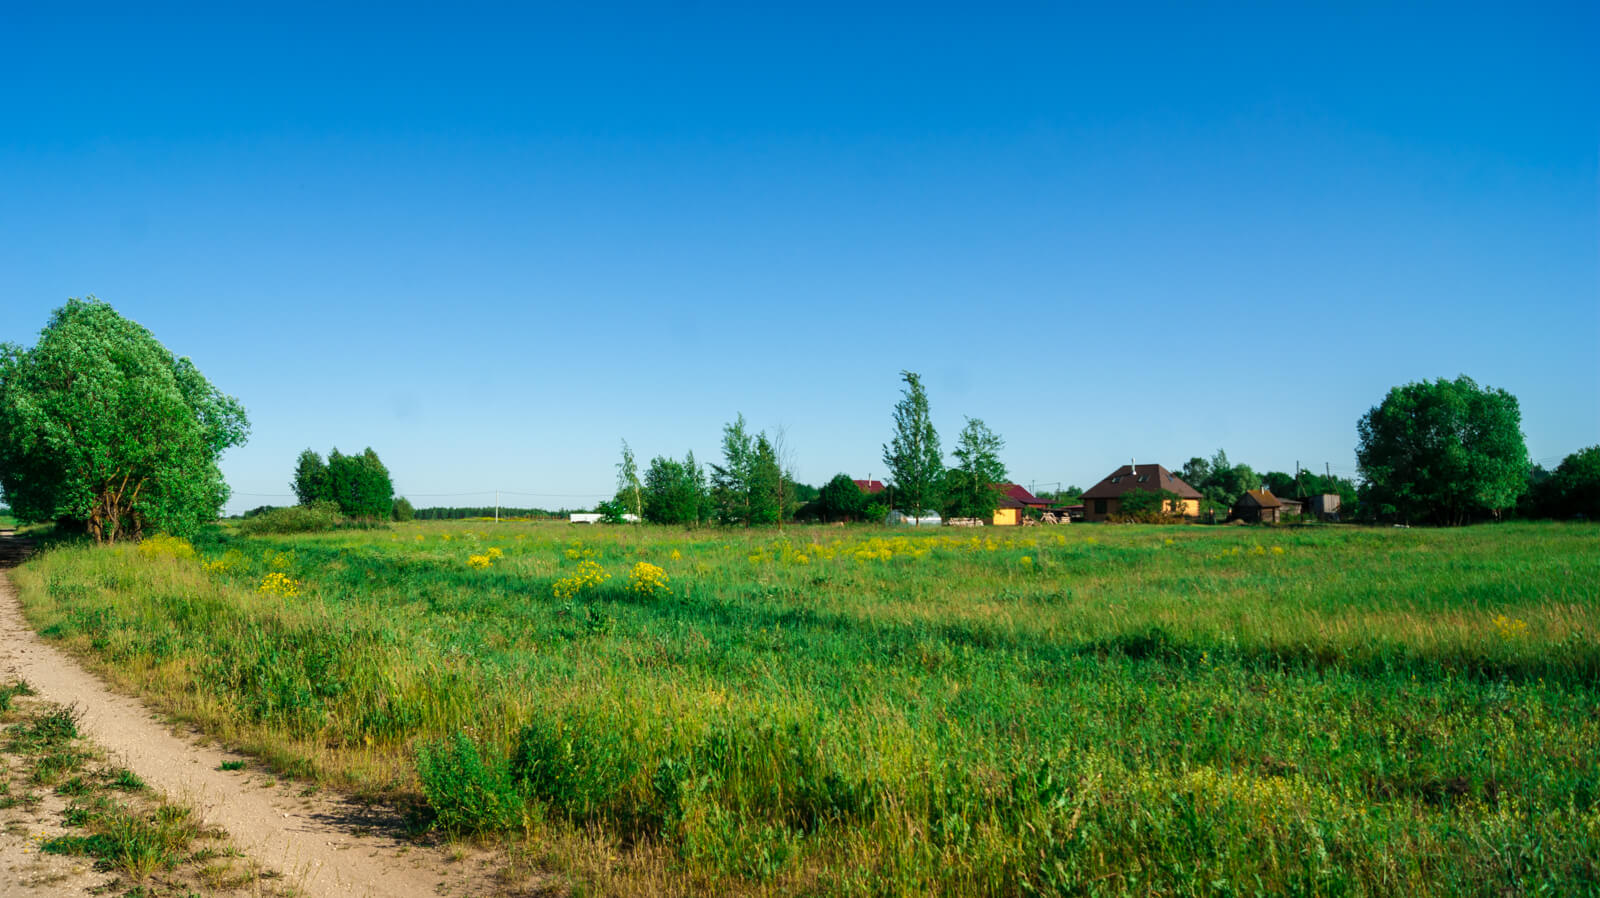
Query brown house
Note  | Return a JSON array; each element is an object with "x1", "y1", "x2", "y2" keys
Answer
[
  {"x1": 1080, "y1": 464, "x2": 1202, "y2": 521},
  {"x1": 1232, "y1": 489, "x2": 1303, "y2": 523}
]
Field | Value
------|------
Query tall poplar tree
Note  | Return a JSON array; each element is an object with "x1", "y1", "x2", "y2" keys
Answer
[
  {"x1": 711, "y1": 414, "x2": 755, "y2": 525},
  {"x1": 616, "y1": 439, "x2": 643, "y2": 522},
  {"x1": 882, "y1": 370, "x2": 943, "y2": 516}
]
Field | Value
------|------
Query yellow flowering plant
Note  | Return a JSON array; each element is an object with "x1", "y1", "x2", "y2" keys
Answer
[
  {"x1": 257, "y1": 572, "x2": 301, "y2": 597},
  {"x1": 627, "y1": 562, "x2": 671, "y2": 598},
  {"x1": 553, "y1": 560, "x2": 609, "y2": 600}
]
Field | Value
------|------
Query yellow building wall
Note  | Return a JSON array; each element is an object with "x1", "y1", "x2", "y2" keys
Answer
[{"x1": 992, "y1": 507, "x2": 1021, "y2": 526}]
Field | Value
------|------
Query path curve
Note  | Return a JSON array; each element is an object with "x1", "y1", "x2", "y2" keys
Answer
[{"x1": 0, "y1": 534, "x2": 487, "y2": 898}]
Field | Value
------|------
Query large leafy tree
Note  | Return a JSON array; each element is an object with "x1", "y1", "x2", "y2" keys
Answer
[
  {"x1": 816, "y1": 473, "x2": 869, "y2": 522},
  {"x1": 291, "y1": 448, "x2": 329, "y2": 505},
  {"x1": 1186, "y1": 448, "x2": 1260, "y2": 516},
  {"x1": 643, "y1": 453, "x2": 703, "y2": 525},
  {"x1": 944, "y1": 417, "x2": 1007, "y2": 519},
  {"x1": 0, "y1": 298, "x2": 248, "y2": 541},
  {"x1": 882, "y1": 371, "x2": 943, "y2": 515},
  {"x1": 1356, "y1": 375, "x2": 1529, "y2": 525}
]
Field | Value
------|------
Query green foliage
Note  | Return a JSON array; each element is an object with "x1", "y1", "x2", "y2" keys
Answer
[
  {"x1": 237, "y1": 501, "x2": 343, "y2": 535},
  {"x1": 413, "y1": 505, "x2": 569, "y2": 520},
  {"x1": 327, "y1": 448, "x2": 394, "y2": 520},
  {"x1": 943, "y1": 417, "x2": 1007, "y2": 519},
  {"x1": 0, "y1": 297, "x2": 248, "y2": 540},
  {"x1": 643, "y1": 454, "x2": 702, "y2": 525},
  {"x1": 291, "y1": 449, "x2": 329, "y2": 505},
  {"x1": 1358, "y1": 375, "x2": 1530, "y2": 524},
  {"x1": 816, "y1": 474, "x2": 869, "y2": 522},
  {"x1": 747, "y1": 434, "x2": 782, "y2": 525},
  {"x1": 1111, "y1": 488, "x2": 1186, "y2": 522},
  {"x1": 391, "y1": 496, "x2": 415, "y2": 522},
  {"x1": 1262, "y1": 470, "x2": 1297, "y2": 496},
  {"x1": 711, "y1": 415, "x2": 755, "y2": 525},
  {"x1": 1527, "y1": 446, "x2": 1600, "y2": 519},
  {"x1": 416, "y1": 731, "x2": 524, "y2": 835},
  {"x1": 1179, "y1": 449, "x2": 1262, "y2": 516},
  {"x1": 292, "y1": 447, "x2": 394, "y2": 520},
  {"x1": 0, "y1": 679, "x2": 34, "y2": 712},
  {"x1": 882, "y1": 371, "x2": 943, "y2": 515},
  {"x1": 615, "y1": 440, "x2": 643, "y2": 522},
  {"x1": 595, "y1": 498, "x2": 628, "y2": 524}
]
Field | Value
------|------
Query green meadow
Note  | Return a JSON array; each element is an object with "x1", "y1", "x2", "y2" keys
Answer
[{"x1": 11, "y1": 522, "x2": 1600, "y2": 896}]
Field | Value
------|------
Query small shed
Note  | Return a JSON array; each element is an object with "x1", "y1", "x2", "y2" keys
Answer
[
  {"x1": 992, "y1": 495, "x2": 1025, "y2": 527},
  {"x1": 1233, "y1": 489, "x2": 1301, "y2": 523},
  {"x1": 1304, "y1": 494, "x2": 1342, "y2": 521}
]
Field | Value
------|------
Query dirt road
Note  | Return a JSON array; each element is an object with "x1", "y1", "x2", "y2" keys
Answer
[{"x1": 0, "y1": 533, "x2": 504, "y2": 898}]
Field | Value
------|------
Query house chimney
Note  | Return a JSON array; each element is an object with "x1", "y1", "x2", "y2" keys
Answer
[{"x1": 1130, "y1": 456, "x2": 1135, "y2": 474}]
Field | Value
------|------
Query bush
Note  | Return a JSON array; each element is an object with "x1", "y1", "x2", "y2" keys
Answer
[
  {"x1": 416, "y1": 731, "x2": 524, "y2": 835},
  {"x1": 237, "y1": 501, "x2": 344, "y2": 535},
  {"x1": 391, "y1": 496, "x2": 415, "y2": 522}
]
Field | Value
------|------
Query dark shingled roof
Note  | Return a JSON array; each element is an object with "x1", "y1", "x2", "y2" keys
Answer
[{"x1": 1081, "y1": 464, "x2": 1202, "y2": 500}]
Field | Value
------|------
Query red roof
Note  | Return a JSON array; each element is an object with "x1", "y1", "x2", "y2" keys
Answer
[
  {"x1": 993, "y1": 483, "x2": 1053, "y2": 506},
  {"x1": 853, "y1": 479, "x2": 886, "y2": 494},
  {"x1": 1080, "y1": 464, "x2": 1202, "y2": 500}
]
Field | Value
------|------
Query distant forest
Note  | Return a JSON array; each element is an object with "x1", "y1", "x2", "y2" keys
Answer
[{"x1": 412, "y1": 506, "x2": 584, "y2": 521}]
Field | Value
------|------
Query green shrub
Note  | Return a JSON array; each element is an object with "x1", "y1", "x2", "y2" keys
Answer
[
  {"x1": 416, "y1": 731, "x2": 524, "y2": 835},
  {"x1": 510, "y1": 712, "x2": 640, "y2": 824},
  {"x1": 237, "y1": 501, "x2": 343, "y2": 535}
]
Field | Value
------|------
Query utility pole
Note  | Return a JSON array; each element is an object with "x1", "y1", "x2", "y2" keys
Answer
[
  {"x1": 1295, "y1": 460, "x2": 1302, "y2": 499},
  {"x1": 495, "y1": 490, "x2": 499, "y2": 524}
]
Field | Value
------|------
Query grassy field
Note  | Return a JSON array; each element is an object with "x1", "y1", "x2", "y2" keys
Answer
[{"x1": 10, "y1": 521, "x2": 1600, "y2": 896}]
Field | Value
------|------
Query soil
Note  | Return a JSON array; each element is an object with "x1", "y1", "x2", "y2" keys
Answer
[{"x1": 0, "y1": 533, "x2": 533, "y2": 898}]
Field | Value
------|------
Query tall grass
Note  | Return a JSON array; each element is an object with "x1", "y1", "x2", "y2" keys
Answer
[{"x1": 12, "y1": 522, "x2": 1600, "y2": 895}]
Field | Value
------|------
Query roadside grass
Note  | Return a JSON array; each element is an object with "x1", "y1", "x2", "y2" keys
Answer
[
  {"x1": 11, "y1": 521, "x2": 1600, "y2": 896},
  {"x1": 0, "y1": 682, "x2": 285, "y2": 895}
]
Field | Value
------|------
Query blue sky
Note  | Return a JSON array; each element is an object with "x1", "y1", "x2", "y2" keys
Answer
[{"x1": 2, "y1": 2, "x2": 1595, "y2": 512}]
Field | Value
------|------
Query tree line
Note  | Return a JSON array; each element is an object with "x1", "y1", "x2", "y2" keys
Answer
[
  {"x1": 412, "y1": 506, "x2": 576, "y2": 521},
  {"x1": 0, "y1": 299, "x2": 1593, "y2": 540}
]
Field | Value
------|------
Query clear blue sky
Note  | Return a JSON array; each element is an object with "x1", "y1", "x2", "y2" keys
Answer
[{"x1": 3, "y1": 2, "x2": 1595, "y2": 513}]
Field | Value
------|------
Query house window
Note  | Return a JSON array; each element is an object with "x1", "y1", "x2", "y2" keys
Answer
[
  {"x1": 1137, "y1": 475, "x2": 1148, "y2": 483},
  {"x1": 1094, "y1": 499, "x2": 1107, "y2": 515}
]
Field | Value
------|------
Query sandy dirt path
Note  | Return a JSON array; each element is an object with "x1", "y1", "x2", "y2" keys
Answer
[{"x1": 0, "y1": 533, "x2": 502, "y2": 898}]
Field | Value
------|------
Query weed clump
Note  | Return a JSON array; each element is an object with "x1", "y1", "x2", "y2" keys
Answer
[
  {"x1": 238, "y1": 501, "x2": 345, "y2": 535},
  {"x1": 415, "y1": 731, "x2": 523, "y2": 835}
]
